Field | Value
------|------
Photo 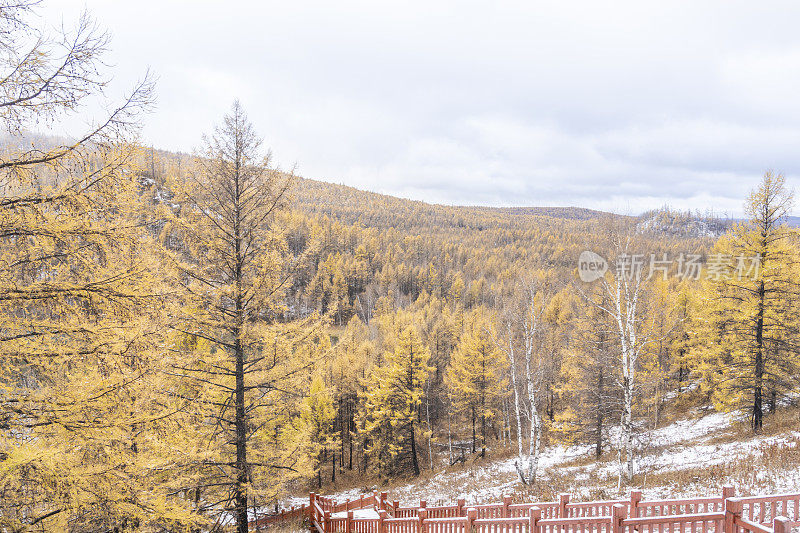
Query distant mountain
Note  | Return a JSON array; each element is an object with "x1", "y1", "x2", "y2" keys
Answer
[
  {"x1": 474, "y1": 206, "x2": 614, "y2": 220},
  {"x1": 291, "y1": 177, "x2": 616, "y2": 228},
  {"x1": 784, "y1": 216, "x2": 800, "y2": 227}
]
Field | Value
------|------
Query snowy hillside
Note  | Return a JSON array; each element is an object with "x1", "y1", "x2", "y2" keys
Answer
[
  {"x1": 636, "y1": 208, "x2": 732, "y2": 237},
  {"x1": 293, "y1": 408, "x2": 800, "y2": 508}
]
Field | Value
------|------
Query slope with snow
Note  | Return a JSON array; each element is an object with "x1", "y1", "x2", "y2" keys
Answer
[{"x1": 298, "y1": 409, "x2": 800, "y2": 508}]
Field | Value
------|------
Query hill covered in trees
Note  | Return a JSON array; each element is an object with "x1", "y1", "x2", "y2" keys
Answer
[
  {"x1": 2, "y1": 2, "x2": 799, "y2": 530},
  {"x1": 140, "y1": 149, "x2": 797, "y2": 493}
]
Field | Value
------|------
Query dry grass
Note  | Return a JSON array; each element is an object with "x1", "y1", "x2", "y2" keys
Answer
[
  {"x1": 708, "y1": 403, "x2": 800, "y2": 444},
  {"x1": 255, "y1": 519, "x2": 306, "y2": 533}
]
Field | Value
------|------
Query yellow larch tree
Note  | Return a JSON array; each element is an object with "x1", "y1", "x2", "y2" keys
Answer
[
  {"x1": 359, "y1": 325, "x2": 432, "y2": 477},
  {"x1": 166, "y1": 101, "x2": 319, "y2": 532},
  {"x1": 0, "y1": 2, "x2": 199, "y2": 530},
  {"x1": 692, "y1": 172, "x2": 800, "y2": 432},
  {"x1": 447, "y1": 310, "x2": 508, "y2": 458}
]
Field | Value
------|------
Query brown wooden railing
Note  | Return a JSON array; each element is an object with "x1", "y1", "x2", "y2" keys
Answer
[
  {"x1": 251, "y1": 487, "x2": 800, "y2": 533},
  {"x1": 250, "y1": 504, "x2": 310, "y2": 529}
]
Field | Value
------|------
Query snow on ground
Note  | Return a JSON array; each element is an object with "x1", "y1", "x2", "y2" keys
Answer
[
  {"x1": 305, "y1": 443, "x2": 593, "y2": 507},
  {"x1": 646, "y1": 410, "x2": 731, "y2": 447},
  {"x1": 295, "y1": 409, "x2": 800, "y2": 508},
  {"x1": 627, "y1": 429, "x2": 800, "y2": 475}
]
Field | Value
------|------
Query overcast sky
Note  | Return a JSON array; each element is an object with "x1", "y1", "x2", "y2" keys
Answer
[{"x1": 41, "y1": 1, "x2": 800, "y2": 216}]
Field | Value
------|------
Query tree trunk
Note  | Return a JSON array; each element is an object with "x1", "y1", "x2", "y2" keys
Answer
[
  {"x1": 471, "y1": 405, "x2": 476, "y2": 453},
  {"x1": 621, "y1": 373, "x2": 634, "y2": 483},
  {"x1": 425, "y1": 383, "x2": 434, "y2": 471},
  {"x1": 753, "y1": 279, "x2": 765, "y2": 432},
  {"x1": 409, "y1": 420, "x2": 420, "y2": 476},
  {"x1": 610, "y1": 271, "x2": 638, "y2": 489},
  {"x1": 524, "y1": 343, "x2": 541, "y2": 484},
  {"x1": 233, "y1": 137, "x2": 249, "y2": 533},
  {"x1": 191, "y1": 487, "x2": 202, "y2": 533},
  {"x1": 595, "y1": 367, "x2": 603, "y2": 457},
  {"x1": 505, "y1": 331, "x2": 525, "y2": 480},
  {"x1": 349, "y1": 416, "x2": 354, "y2": 470},
  {"x1": 447, "y1": 400, "x2": 453, "y2": 465},
  {"x1": 234, "y1": 332, "x2": 248, "y2": 533},
  {"x1": 408, "y1": 343, "x2": 421, "y2": 476},
  {"x1": 339, "y1": 397, "x2": 345, "y2": 473},
  {"x1": 480, "y1": 356, "x2": 486, "y2": 457}
]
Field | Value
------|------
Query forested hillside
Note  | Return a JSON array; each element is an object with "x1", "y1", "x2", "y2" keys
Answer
[
  {"x1": 2, "y1": 2, "x2": 799, "y2": 531},
  {"x1": 142, "y1": 149, "x2": 798, "y2": 491}
]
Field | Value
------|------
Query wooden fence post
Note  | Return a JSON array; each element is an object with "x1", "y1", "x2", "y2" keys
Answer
[
  {"x1": 419, "y1": 508, "x2": 428, "y2": 533},
  {"x1": 611, "y1": 504, "x2": 627, "y2": 533},
  {"x1": 420, "y1": 500, "x2": 427, "y2": 510},
  {"x1": 381, "y1": 492, "x2": 389, "y2": 511},
  {"x1": 394, "y1": 501, "x2": 400, "y2": 517},
  {"x1": 379, "y1": 510, "x2": 388, "y2": 533},
  {"x1": 773, "y1": 517, "x2": 789, "y2": 533},
  {"x1": 324, "y1": 510, "x2": 331, "y2": 533},
  {"x1": 722, "y1": 486, "x2": 735, "y2": 502},
  {"x1": 467, "y1": 508, "x2": 477, "y2": 533},
  {"x1": 630, "y1": 491, "x2": 641, "y2": 519},
  {"x1": 347, "y1": 511, "x2": 354, "y2": 533},
  {"x1": 458, "y1": 498, "x2": 466, "y2": 517},
  {"x1": 725, "y1": 498, "x2": 742, "y2": 533},
  {"x1": 559, "y1": 494, "x2": 571, "y2": 518},
  {"x1": 529, "y1": 506, "x2": 541, "y2": 533},
  {"x1": 374, "y1": 491, "x2": 380, "y2": 509},
  {"x1": 503, "y1": 495, "x2": 512, "y2": 518},
  {"x1": 310, "y1": 493, "x2": 316, "y2": 524}
]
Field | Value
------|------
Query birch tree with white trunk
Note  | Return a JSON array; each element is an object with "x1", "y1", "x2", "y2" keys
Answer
[
  {"x1": 495, "y1": 280, "x2": 547, "y2": 485},
  {"x1": 583, "y1": 235, "x2": 651, "y2": 489}
]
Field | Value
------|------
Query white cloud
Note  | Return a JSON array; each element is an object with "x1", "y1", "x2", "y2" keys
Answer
[{"x1": 39, "y1": 0, "x2": 800, "y2": 215}]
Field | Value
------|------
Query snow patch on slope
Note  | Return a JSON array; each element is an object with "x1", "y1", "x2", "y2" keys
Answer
[{"x1": 311, "y1": 409, "x2": 800, "y2": 506}]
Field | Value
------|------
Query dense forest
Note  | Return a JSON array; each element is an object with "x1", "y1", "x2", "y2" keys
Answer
[{"x1": 1, "y1": 2, "x2": 799, "y2": 532}]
